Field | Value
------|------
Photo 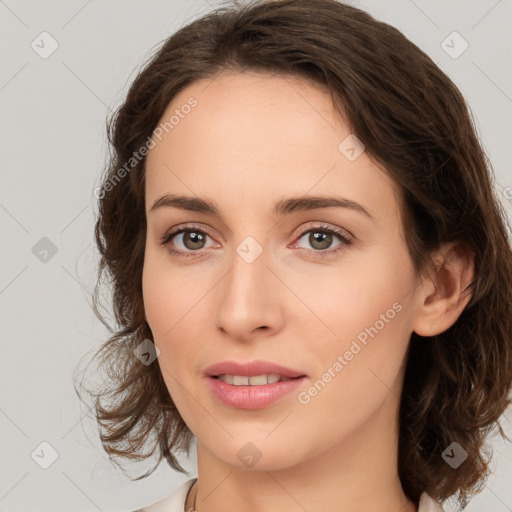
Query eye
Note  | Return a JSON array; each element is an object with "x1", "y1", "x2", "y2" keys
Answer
[
  {"x1": 291, "y1": 224, "x2": 352, "y2": 258},
  {"x1": 160, "y1": 224, "x2": 218, "y2": 258},
  {"x1": 160, "y1": 223, "x2": 353, "y2": 260}
]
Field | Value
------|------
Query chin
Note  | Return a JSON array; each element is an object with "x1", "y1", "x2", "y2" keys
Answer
[{"x1": 205, "y1": 435, "x2": 306, "y2": 472}]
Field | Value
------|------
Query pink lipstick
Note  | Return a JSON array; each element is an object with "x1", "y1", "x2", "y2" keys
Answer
[{"x1": 204, "y1": 360, "x2": 307, "y2": 409}]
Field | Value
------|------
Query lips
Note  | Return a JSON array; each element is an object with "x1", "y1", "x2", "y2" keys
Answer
[
  {"x1": 204, "y1": 359, "x2": 308, "y2": 409},
  {"x1": 204, "y1": 359, "x2": 307, "y2": 379}
]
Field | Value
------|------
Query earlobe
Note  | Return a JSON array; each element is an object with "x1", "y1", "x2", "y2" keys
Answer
[{"x1": 412, "y1": 242, "x2": 475, "y2": 337}]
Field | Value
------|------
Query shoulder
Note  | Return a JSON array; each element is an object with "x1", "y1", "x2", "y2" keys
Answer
[
  {"x1": 418, "y1": 492, "x2": 445, "y2": 512},
  {"x1": 133, "y1": 478, "x2": 197, "y2": 512}
]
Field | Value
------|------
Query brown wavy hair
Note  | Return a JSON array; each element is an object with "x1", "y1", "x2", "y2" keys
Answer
[{"x1": 77, "y1": 0, "x2": 512, "y2": 509}]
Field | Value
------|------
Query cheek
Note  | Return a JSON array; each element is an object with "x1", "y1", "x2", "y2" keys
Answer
[
  {"x1": 302, "y1": 247, "x2": 415, "y2": 396},
  {"x1": 142, "y1": 257, "x2": 170, "y2": 337},
  {"x1": 303, "y1": 247, "x2": 414, "y2": 347},
  {"x1": 141, "y1": 253, "x2": 189, "y2": 384},
  {"x1": 142, "y1": 260, "x2": 192, "y2": 410},
  {"x1": 294, "y1": 296, "x2": 412, "y2": 439},
  {"x1": 142, "y1": 248, "x2": 199, "y2": 339},
  {"x1": 142, "y1": 252, "x2": 209, "y2": 378}
]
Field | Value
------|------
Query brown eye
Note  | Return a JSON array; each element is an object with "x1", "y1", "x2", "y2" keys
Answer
[
  {"x1": 181, "y1": 230, "x2": 207, "y2": 250},
  {"x1": 308, "y1": 231, "x2": 333, "y2": 250},
  {"x1": 292, "y1": 224, "x2": 353, "y2": 259},
  {"x1": 160, "y1": 226, "x2": 219, "y2": 259}
]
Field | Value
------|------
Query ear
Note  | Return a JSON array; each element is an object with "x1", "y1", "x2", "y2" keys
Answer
[{"x1": 412, "y1": 241, "x2": 475, "y2": 337}]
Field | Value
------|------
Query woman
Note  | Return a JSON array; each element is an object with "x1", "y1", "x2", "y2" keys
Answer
[{"x1": 83, "y1": 1, "x2": 512, "y2": 511}]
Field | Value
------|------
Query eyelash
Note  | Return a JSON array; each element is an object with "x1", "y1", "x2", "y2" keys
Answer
[{"x1": 159, "y1": 223, "x2": 353, "y2": 260}]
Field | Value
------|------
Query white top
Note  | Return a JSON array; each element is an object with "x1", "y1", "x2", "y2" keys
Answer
[{"x1": 135, "y1": 478, "x2": 445, "y2": 511}]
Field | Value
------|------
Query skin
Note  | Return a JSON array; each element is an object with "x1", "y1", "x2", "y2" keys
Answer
[{"x1": 142, "y1": 71, "x2": 474, "y2": 512}]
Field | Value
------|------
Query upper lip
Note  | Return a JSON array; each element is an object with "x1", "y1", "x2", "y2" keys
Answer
[{"x1": 204, "y1": 359, "x2": 307, "y2": 378}]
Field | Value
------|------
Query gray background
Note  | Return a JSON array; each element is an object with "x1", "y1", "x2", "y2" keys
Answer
[{"x1": 1, "y1": 0, "x2": 511, "y2": 511}]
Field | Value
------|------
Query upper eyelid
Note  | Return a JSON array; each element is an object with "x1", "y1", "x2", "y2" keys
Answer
[{"x1": 293, "y1": 223, "x2": 353, "y2": 240}]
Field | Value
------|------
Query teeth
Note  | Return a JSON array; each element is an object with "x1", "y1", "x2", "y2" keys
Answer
[
  {"x1": 222, "y1": 374, "x2": 235, "y2": 384},
  {"x1": 218, "y1": 374, "x2": 282, "y2": 385}
]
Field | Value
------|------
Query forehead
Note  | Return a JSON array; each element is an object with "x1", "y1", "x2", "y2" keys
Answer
[{"x1": 144, "y1": 71, "x2": 401, "y2": 224}]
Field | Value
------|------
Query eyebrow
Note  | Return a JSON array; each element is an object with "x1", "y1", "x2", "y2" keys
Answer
[{"x1": 149, "y1": 194, "x2": 374, "y2": 219}]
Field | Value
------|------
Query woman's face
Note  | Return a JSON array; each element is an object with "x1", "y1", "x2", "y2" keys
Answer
[{"x1": 143, "y1": 71, "x2": 423, "y2": 471}]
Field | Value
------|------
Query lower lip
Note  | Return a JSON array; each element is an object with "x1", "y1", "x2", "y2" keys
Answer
[{"x1": 206, "y1": 376, "x2": 307, "y2": 409}]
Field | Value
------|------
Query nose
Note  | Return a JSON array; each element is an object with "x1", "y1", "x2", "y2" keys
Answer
[{"x1": 215, "y1": 243, "x2": 285, "y2": 341}]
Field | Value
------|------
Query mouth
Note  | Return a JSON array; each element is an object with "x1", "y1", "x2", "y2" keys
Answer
[
  {"x1": 206, "y1": 374, "x2": 307, "y2": 409},
  {"x1": 204, "y1": 361, "x2": 308, "y2": 409},
  {"x1": 211, "y1": 374, "x2": 305, "y2": 385}
]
